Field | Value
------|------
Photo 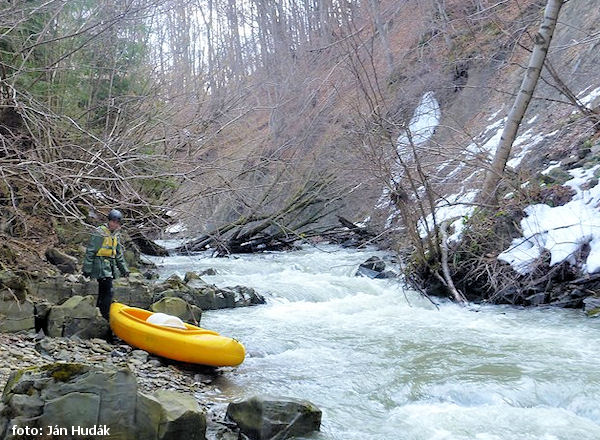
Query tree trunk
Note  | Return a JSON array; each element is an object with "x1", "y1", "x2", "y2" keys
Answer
[
  {"x1": 479, "y1": 0, "x2": 565, "y2": 204},
  {"x1": 368, "y1": 0, "x2": 394, "y2": 74}
]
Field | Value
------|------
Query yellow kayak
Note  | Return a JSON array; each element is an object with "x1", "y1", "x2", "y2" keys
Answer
[{"x1": 109, "y1": 302, "x2": 245, "y2": 367}]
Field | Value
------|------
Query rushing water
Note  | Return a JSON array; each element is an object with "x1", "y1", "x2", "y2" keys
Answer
[{"x1": 149, "y1": 245, "x2": 600, "y2": 440}]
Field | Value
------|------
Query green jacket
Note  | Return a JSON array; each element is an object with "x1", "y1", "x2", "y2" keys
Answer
[{"x1": 82, "y1": 224, "x2": 129, "y2": 279}]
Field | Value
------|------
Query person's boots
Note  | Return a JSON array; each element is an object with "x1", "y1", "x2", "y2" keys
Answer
[{"x1": 105, "y1": 328, "x2": 115, "y2": 344}]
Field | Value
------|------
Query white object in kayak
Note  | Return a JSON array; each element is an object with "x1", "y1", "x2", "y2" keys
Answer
[{"x1": 146, "y1": 312, "x2": 187, "y2": 329}]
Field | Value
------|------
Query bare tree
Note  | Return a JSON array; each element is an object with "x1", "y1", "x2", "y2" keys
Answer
[{"x1": 479, "y1": 0, "x2": 566, "y2": 204}]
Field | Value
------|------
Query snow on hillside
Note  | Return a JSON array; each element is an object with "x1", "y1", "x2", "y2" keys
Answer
[
  {"x1": 499, "y1": 164, "x2": 600, "y2": 274},
  {"x1": 377, "y1": 92, "x2": 441, "y2": 226}
]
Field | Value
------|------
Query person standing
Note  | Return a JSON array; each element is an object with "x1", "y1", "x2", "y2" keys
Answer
[{"x1": 82, "y1": 209, "x2": 129, "y2": 321}]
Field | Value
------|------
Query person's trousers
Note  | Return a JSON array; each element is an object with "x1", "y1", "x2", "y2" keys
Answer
[{"x1": 97, "y1": 277, "x2": 114, "y2": 320}]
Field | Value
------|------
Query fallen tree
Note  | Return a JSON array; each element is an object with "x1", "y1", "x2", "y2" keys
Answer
[{"x1": 174, "y1": 174, "x2": 377, "y2": 255}]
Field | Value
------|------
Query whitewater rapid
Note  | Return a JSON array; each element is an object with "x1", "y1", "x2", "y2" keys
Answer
[{"x1": 149, "y1": 245, "x2": 600, "y2": 440}]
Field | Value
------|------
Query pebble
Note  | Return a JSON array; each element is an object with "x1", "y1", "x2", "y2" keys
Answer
[
  {"x1": 131, "y1": 350, "x2": 149, "y2": 361},
  {"x1": 0, "y1": 332, "x2": 223, "y2": 410},
  {"x1": 0, "y1": 331, "x2": 244, "y2": 440}
]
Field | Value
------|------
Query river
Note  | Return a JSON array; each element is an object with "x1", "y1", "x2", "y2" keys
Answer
[{"x1": 149, "y1": 244, "x2": 600, "y2": 440}]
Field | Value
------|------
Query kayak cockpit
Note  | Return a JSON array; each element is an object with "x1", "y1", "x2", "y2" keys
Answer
[{"x1": 117, "y1": 306, "x2": 219, "y2": 335}]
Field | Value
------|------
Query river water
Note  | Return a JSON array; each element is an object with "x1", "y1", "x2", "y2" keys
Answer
[{"x1": 149, "y1": 245, "x2": 600, "y2": 440}]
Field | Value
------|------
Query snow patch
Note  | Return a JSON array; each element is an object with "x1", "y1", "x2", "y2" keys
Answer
[
  {"x1": 487, "y1": 110, "x2": 502, "y2": 121},
  {"x1": 498, "y1": 165, "x2": 600, "y2": 274},
  {"x1": 356, "y1": 216, "x2": 371, "y2": 228},
  {"x1": 379, "y1": 92, "x2": 441, "y2": 225},
  {"x1": 541, "y1": 162, "x2": 561, "y2": 175},
  {"x1": 165, "y1": 222, "x2": 187, "y2": 234},
  {"x1": 578, "y1": 86, "x2": 600, "y2": 106},
  {"x1": 417, "y1": 190, "x2": 478, "y2": 240},
  {"x1": 397, "y1": 91, "x2": 441, "y2": 149},
  {"x1": 506, "y1": 129, "x2": 547, "y2": 169},
  {"x1": 81, "y1": 187, "x2": 106, "y2": 201},
  {"x1": 467, "y1": 118, "x2": 506, "y2": 158}
]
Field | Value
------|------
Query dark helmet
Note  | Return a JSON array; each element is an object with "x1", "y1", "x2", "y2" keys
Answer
[{"x1": 107, "y1": 209, "x2": 123, "y2": 223}]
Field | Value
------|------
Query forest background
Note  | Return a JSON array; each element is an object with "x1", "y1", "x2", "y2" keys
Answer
[{"x1": 1, "y1": 0, "x2": 599, "y2": 305}]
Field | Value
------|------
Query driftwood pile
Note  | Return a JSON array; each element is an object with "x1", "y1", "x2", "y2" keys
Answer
[{"x1": 174, "y1": 215, "x2": 376, "y2": 256}]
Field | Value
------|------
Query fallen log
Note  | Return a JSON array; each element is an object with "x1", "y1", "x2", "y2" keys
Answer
[{"x1": 130, "y1": 232, "x2": 169, "y2": 256}]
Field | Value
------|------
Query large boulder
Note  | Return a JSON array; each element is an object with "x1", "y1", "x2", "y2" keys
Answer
[
  {"x1": 46, "y1": 295, "x2": 108, "y2": 339},
  {"x1": 151, "y1": 297, "x2": 202, "y2": 324},
  {"x1": 0, "y1": 291, "x2": 34, "y2": 333},
  {"x1": 27, "y1": 275, "x2": 84, "y2": 304},
  {"x1": 226, "y1": 396, "x2": 321, "y2": 440},
  {"x1": 0, "y1": 363, "x2": 206, "y2": 440},
  {"x1": 0, "y1": 363, "x2": 137, "y2": 439},
  {"x1": 136, "y1": 390, "x2": 206, "y2": 440},
  {"x1": 45, "y1": 247, "x2": 78, "y2": 274},
  {"x1": 113, "y1": 276, "x2": 154, "y2": 309}
]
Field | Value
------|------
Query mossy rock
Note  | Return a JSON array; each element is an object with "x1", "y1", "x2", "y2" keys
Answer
[
  {"x1": 586, "y1": 307, "x2": 600, "y2": 317},
  {"x1": 540, "y1": 168, "x2": 571, "y2": 185},
  {"x1": 164, "y1": 274, "x2": 186, "y2": 289},
  {"x1": 41, "y1": 363, "x2": 88, "y2": 382},
  {"x1": 184, "y1": 271, "x2": 201, "y2": 283}
]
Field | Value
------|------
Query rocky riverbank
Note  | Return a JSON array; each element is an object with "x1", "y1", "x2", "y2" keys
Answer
[
  {"x1": 0, "y1": 331, "x2": 238, "y2": 439},
  {"x1": 1, "y1": 269, "x2": 266, "y2": 337},
  {"x1": 0, "y1": 331, "x2": 322, "y2": 440},
  {"x1": 0, "y1": 263, "x2": 325, "y2": 440}
]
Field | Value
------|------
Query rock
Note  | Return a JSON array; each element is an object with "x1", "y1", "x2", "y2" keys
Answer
[
  {"x1": 198, "y1": 268, "x2": 218, "y2": 276},
  {"x1": 540, "y1": 167, "x2": 572, "y2": 185},
  {"x1": 1, "y1": 363, "x2": 206, "y2": 440},
  {"x1": 45, "y1": 247, "x2": 78, "y2": 274},
  {"x1": 144, "y1": 270, "x2": 160, "y2": 280},
  {"x1": 151, "y1": 297, "x2": 202, "y2": 324},
  {"x1": 113, "y1": 277, "x2": 154, "y2": 309},
  {"x1": 355, "y1": 256, "x2": 393, "y2": 279},
  {"x1": 0, "y1": 363, "x2": 137, "y2": 439},
  {"x1": 136, "y1": 390, "x2": 206, "y2": 440},
  {"x1": 524, "y1": 292, "x2": 547, "y2": 306},
  {"x1": 0, "y1": 270, "x2": 28, "y2": 300},
  {"x1": 154, "y1": 278, "x2": 265, "y2": 311},
  {"x1": 186, "y1": 278, "x2": 210, "y2": 289},
  {"x1": 165, "y1": 274, "x2": 186, "y2": 289},
  {"x1": 0, "y1": 291, "x2": 35, "y2": 332},
  {"x1": 34, "y1": 338, "x2": 53, "y2": 355},
  {"x1": 46, "y1": 295, "x2": 108, "y2": 339},
  {"x1": 560, "y1": 155, "x2": 580, "y2": 169},
  {"x1": 226, "y1": 396, "x2": 321, "y2": 440},
  {"x1": 362, "y1": 256, "x2": 386, "y2": 272},
  {"x1": 225, "y1": 286, "x2": 266, "y2": 307},
  {"x1": 184, "y1": 271, "x2": 201, "y2": 283},
  {"x1": 27, "y1": 275, "x2": 77, "y2": 304},
  {"x1": 584, "y1": 296, "x2": 600, "y2": 317},
  {"x1": 582, "y1": 177, "x2": 599, "y2": 190},
  {"x1": 131, "y1": 350, "x2": 149, "y2": 362},
  {"x1": 375, "y1": 270, "x2": 396, "y2": 279}
]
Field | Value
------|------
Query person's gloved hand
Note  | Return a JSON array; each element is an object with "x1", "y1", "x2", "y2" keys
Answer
[
  {"x1": 123, "y1": 271, "x2": 130, "y2": 278},
  {"x1": 82, "y1": 271, "x2": 91, "y2": 278}
]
